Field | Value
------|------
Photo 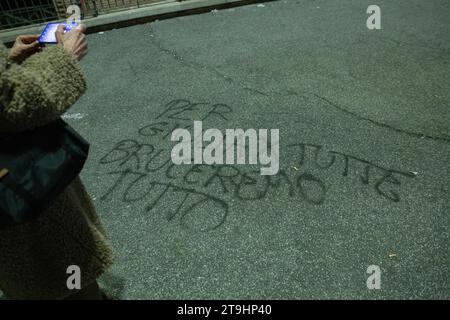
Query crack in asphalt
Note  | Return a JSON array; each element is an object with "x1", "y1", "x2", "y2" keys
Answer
[
  {"x1": 148, "y1": 25, "x2": 274, "y2": 97},
  {"x1": 147, "y1": 24, "x2": 450, "y2": 145},
  {"x1": 313, "y1": 94, "x2": 450, "y2": 144},
  {"x1": 376, "y1": 35, "x2": 450, "y2": 56}
]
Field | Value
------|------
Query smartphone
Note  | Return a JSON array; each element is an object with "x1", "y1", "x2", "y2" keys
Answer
[{"x1": 38, "y1": 22, "x2": 79, "y2": 44}]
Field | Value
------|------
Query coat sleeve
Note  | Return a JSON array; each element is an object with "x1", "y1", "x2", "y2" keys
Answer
[{"x1": 0, "y1": 45, "x2": 87, "y2": 134}]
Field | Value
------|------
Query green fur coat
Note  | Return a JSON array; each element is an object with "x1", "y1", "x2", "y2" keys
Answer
[{"x1": 0, "y1": 42, "x2": 114, "y2": 299}]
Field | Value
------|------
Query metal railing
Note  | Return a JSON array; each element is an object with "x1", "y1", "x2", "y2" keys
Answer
[
  {"x1": 0, "y1": 0, "x2": 59, "y2": 30},
  {"x1": 0, "y1": 0, "x2": 172, "y2": 30}
]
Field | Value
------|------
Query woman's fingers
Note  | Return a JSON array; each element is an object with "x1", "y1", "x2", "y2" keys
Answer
[
  {"x1": 10, "y1": 35, "x2": 41, "y2": 63},
  {"x1": 75, "y1": 24, "x2": 87, "y2": 33},
  {"x1": 55, "y1": 23, "x2": 88, "y2": 61},
  {"x1": 55, "y1": 25, "x2": 66, "y2": 44},
  {"x1": 18, "y1": 35, "x2": 39, "y2": 44},
  {"x1": 73, "y1": 41, "x2": 88, "y2": 60},
  {"x1": 22, "y1": 40, "x2": 40, "y2": 49}
]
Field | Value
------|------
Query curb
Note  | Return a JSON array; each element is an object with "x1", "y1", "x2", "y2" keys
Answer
[{"x1": 0, "y1": 0, "x2": 274, "y2": 45}]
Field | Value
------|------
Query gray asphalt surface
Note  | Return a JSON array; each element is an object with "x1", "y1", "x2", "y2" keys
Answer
[{"x1": 6, "y1": 0, "x2": 450, "y2": 299}]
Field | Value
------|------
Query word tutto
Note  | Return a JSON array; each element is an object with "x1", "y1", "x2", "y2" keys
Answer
[
  {"x1": 98, "y1": 99, "x2": 418, "y2": 232},
  {"x1": 171, "y1": 121, "x2": 280, "y2": 175}
]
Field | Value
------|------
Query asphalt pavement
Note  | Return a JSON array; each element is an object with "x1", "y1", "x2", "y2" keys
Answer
[{"x1": 6, "y1": 0, "x2": 450, "y2": 299}]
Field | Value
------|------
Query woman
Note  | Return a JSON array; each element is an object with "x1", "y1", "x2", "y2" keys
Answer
[{"x1": 0, "y1": 25, "x2": 114, "y2": 299}]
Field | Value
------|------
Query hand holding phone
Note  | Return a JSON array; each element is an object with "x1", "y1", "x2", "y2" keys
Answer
[
  {"x1": 39, "y1": 22, "x2": 79, "y2": 44},
  {"x1": 9, "y1": 34, "x2": 42, "y2": 64},
  {"x1": 54, "y1": 24, "x2": 88, "y2": 61}
]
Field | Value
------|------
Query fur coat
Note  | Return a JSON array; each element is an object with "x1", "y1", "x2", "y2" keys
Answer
[{"x1": 0, "y1": 41, "x2": 114, "y2": 299}]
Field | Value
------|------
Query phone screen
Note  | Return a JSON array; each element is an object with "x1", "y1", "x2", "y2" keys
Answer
[{"x1": 39, "y1": 22, "x2": 78, "y2": 44}]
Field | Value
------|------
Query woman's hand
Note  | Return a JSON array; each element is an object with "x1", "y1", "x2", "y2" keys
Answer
[
  {"x1": 55, "y1": 24, "x2": 88, "y2": 61},
  {"x1": 8, "y1": 35, "x2": 42, "y2": 64}
]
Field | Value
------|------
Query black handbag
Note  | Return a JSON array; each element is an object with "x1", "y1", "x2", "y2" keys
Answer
[{"x1": 0, "y1": 119, "x2": 89, "y2": 227}]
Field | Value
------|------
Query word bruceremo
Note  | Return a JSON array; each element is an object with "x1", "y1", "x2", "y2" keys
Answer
[
  {"x1": 99, "y1": 99, "x2": 417, "y2": 232},
  {"x1": 170, "y1": 121, "x2": 279, "y2": 175}
]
